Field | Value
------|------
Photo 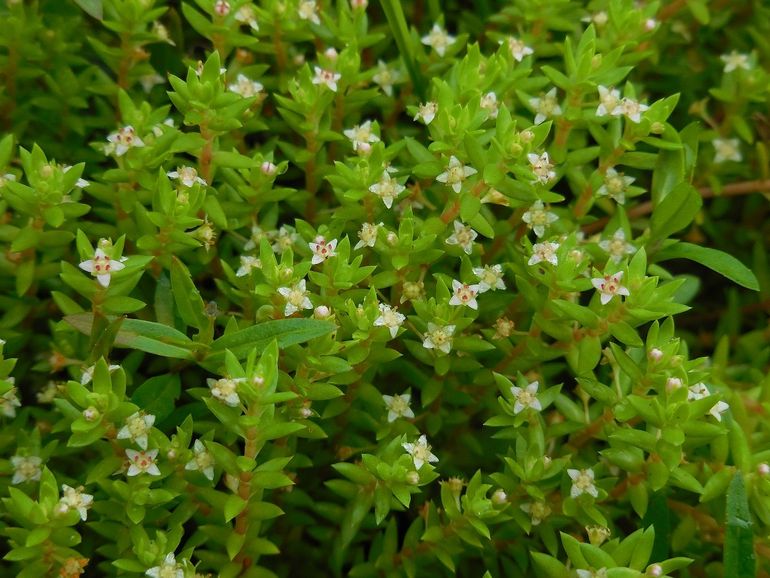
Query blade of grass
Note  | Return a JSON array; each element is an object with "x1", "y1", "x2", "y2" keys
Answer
[
  {"x1": 724, "y1": 472, "x2": 757, "y2": 578},
  {"x1": 379, "y1": 0, "x2": 427, "y2": 100}
]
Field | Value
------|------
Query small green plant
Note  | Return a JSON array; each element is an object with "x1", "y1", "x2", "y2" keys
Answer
[{"x1": 1, "y1": 0, "x2": 770, "y2": 577}]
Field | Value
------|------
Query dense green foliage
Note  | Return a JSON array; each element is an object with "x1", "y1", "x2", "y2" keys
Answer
[{"x1": 1, "y1": 1, "x2": 770, "y2": 577}]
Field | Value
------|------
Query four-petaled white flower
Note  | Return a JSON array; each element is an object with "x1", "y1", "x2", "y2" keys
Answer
[
  {"x1": 472, "y1": 264, "x2": 506, "y2": 292},
  {"x1": 510, "y1": 381, "x2": 543, "y2": 414},
  {"x1": 599, "y1": 229, "x2": 635, "y2": 263},
  {"x1": 107, "y1": 125, "x2": 145, "y2": 156},
  {"x1": 709, "y1": 400, "x2": 730, "y2": 422},
  {"x1": 611, "y1": 97, "x2": 649, "y2": 123},
  {"x1": 298, "y1": 0, "x2": 320, "y2": 24},
  {"x1": 369, "y1": 171, "x2": 405, "y2": 209},
  {"x1": 146, "y1": 553, "x2": 184, "y2": 578},
  {"x1": 414, "y1": 101, "x2": 438, "y2": 125},
  {"x1": 57, "y1": 484, "x2": 93, "y2": 521},
  {"x1": 480, "y1": 91, "x2": 499, "y2": 118},
  {"x1": 236, "y1": 255, "x2": 262, "y2": 277},
  {"x1": 568, "y1": 468, "x2": 599, "y2": 498},
  {"x1": 528, "y1": 152, "x2": 556, "y2": 184},
  {"x1": 402, "y1": 434, "x2": 438, "y2": 469},
  {"x1": 596, "y1": 167, "x2": 634, "y2": 204},
  {"x1": 79, "y1": 248, "x2": 126, "y2": 288},
  {"x1": 278, "y1": 279, "x2": 314, "y2": 316},
  {"x1": 591, "y1": 271, "x2": 629, "y2": 305},
  {"x1": 421, "y1": 24, "x2": 455, "y2": 57},
  {"x1": 713, "y1": 138, "x2": 742, "y2": 163},
  {"x1": 520, "y1": 501, "x2": 551, "y2": 525},
  {"x1": 1, "y1": 385, "x2": 21, "y2": 417},
  {"x1": 522, "y1": 200, "x2": 559, "y2": 237},
  {"x1": 596, "y1": 85, "x2": 620, "y2": 117},
  {"x1": 11, "y1": 455, "x2": 42, "y2": 484},
  {"x1": 529, "y1": 88, "x2": 562, "y2": 125},
  {"x1": 312, "y1": 66, "x2": 341, "y2": 92},
  {"x1": 355, "y1": 222, "x2": 383, "y2": 249},
  {"x1": 272, "y1": 225, "x2": 299, "y2": 254},
  {"x1": 344, "y1": 120, "x2": 380, "y2": 152},
  {"x1": 185, "y1": 439, "x2": 215, "y2": 480},
  {"x1": 576, "y1": 569, "x2": 608, "y2": 578},
  {"x1": 529, "y1": 241, "x2": 560, "y2": 266},
  {"x1": 117, "y1": 412, "x2": 156, "y2": 450},
  {"x1": 445, "y1": 220, "x2": 478, "y2": 255},
  {"x1": 228, "y1": 74, "x2": 264, "y2": 98},
  {"x1": 436, "y1": 155, "x2": 477, "y2": 193},
  {"x1": 126, "y1": 449, "x2": 161, "y2": 477},
  {"x1": 449, "y1": 279, "x2": 480, "y2": 310},
  {"x1": 167, "y1": 166, "x2": 206, "y2": 187},
  {"x1": 507, "y1": 36, "x2": 534, "y2": 62},
  {"x1": 207, "y1": 377, "x2": 244, "y2": 407},
  {"x1": 374, "y1": 303, "x2": 406, "y2": 338},
  {"x1": 309, "y1": 236, "x2": 338, "y2": 264},
  {"x1": 720, "y1": 50, "x2": 750, "y2": 73},
  {"x1": 372, "y1": 61, "x2": 400, "y2": 96},
  {"x1": 80, "y1": 363, "x2": 120, "y2": 385},
  {"x1": 383, "y1": 392, "x2": 414, "y2": 422},
  {"x1": 687, "y1": 382, "x2": 710, "y2": 400},
  {"x1": 422, "y1": 323, "x2": 455, "y2": 354},
  {"x1": 235, "y1": 4, "x2": 259, "y2": 30}
]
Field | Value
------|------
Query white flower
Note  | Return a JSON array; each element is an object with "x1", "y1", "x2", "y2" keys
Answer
[
  {"x1": 167, "y1": 166, "x2": 206, "y2": 187},
  {"x1": 436, "y1": 155, "x2": 477, "y2": 193},
  {"x1": 591, "y1": 271, "x2": 630, "y2": 305},
  {"x1": 414, "y1": 101, "x2": 438, "y2": 125},
  {"x1": 369, "y1": 171, "x2": 405, "y2": 208},
  {"x1": 445, "y1": 220, "x2": 478, "y2": 255},
  {"x1": 472, "y1": 264, "x2": 506, "y2": 292},
  {"x1": 421, "y1": 24, "x2": 454, "y2": 57},
  {"x1": 372, "y1": 60, "x2": 399, "y2": 96},
  {"x1": 140, "y1": 73, "x2": 166, "y2": 93},
  {"x1": 80, "y1": 363, "x2": 121, "y2": 385},
  {"x1": 107, "y1": 125, "x2": 145, "y2": 156},
  {"x1": 520, "y1": 501, "x2": 551, "y2": 525},
  {"x1": 687, "y1": 382, "x2": 710, "y2": 400},
  {"x1": 374, "y1": 303, "x2": 406, "y2": 338},
  {"x1": 344, "y1": 120, "x2": 380, "y2": 152},
  {"x1": 596, "y1": 85, "x2": 620, "y2": 117},
  {"x1": 117, "y1": 412, "x2": 156, "y2": 450},
  {"x1": 382, "y1": 392, "x2": 414, "y2": 422},
  {"x1": 568, "y1": 468, "x2": 599, "y2": 498},
  {"x1": 78, "y1": 247, "x2": 126, "y2": 288},
  {"x1": 611, "y1": 97, "x2": 649, "y2": 123},
  {"x1": 126, "y1": 449, "x2": 161, "y2": 477},
  {"x1": 309, "y1": 236, "x2": 338, "y2": 264},
  {"x1": 599, "y1": 229, "x2": 635, "y2": 263},
  {"x1": 57, "y1": 485, "x2": 93, "y2": 521},
  {"x1": 507, "y1": 36, "x2": 534, "y2": 62},
  {"x1": 236, "y1": 255, "x2": 261, "y2": 277},
  {"x1": 510, "y1": 381, "x2": 542, "y2": 414},
  {"x1": 422, "y1": 323, "x2": 455, "y2": 354},
  {"x1": 596, "y1": 167, "x2": 634, "y2": 204},
  {"x1": 312, "y1": 66, "x2": 341, "y2": 92},
  {"x1": 235, "y1": 4, "x2": 259, "y2": 30},
  {"x1": 527, "y1": 152, "x2": 556, "y2": 185},
  {"x1": 11, "y1": 455, "x2": 42, "y2": 484},
  {"x1": 0, "y1": 173, "x2": 17, "y2": 187},
  {"x1": 522, "y1": 200, "x2": 558, "y2": 237},
  {"x1": 207, "y1": 377, "x2": 244, "y2": 407},
  {"x1": 576, "y1": 569, "x2": 608, "y2": 578},
  {"x1": 298, "y1": 0, "x2": 320, "y2": 24},
  {"x1": 1, "y1": 386, "x2": 21, "y2": 417},
  {"x1": 529, "y1": 88, "x2": 562, "y2": 125},
  {"x1": 449, "y1": 280, "x2": 480, "y2": 310},
  {"x1": 480, "y1": 91, "x2": 499, "y2": 118},
  {"x1": 529, "y1": 241, "x2": 560, "y2": 266},
  {"x1": 720, "y1": 50, "x2": 750, "y2": 73},
  {"x1": 185, "y1": 439, "x2": 215, "y2": 481},
  {"x1": 354, "y1": 222, "x2": 383, "y2": 249},
  {"x1": 709, "y1": 400, "x2": 730, "y2": 422},
  {"x1": 277, "y1": 279, "x2": 314, "y2": 316},
  {"x1": 402, "y1": 434, "x2": 438, "y2": 469},
  {"x1": 713, "y1": 138, "x2": 742, "y2": 163},
  {"x1": 228, "y1": 74, "x2": 264, "y2": 98},
  {"x1": 272, "y1": 225, "x2": 299, "y2": 254},
  {"x1": 146, "y1": 553, "x2": 183, "y2": 578},
  {"x1": 62, "y1": 165, "x2": 89, "y2": 188}
]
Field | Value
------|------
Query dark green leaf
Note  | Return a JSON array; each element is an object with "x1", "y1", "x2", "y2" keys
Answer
[{"x1": 655, "y1": 242, "x2": 759, "y2": 291}]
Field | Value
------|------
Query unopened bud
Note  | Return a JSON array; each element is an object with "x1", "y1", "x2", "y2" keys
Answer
[
  {"x1": 261, "y1": 161, "x2": 277, "y2": 176},
  {"x1": 491, "y1": 489, "x2": 508, "y2": 505},
  {"x1": 758, "y1": 463, "x2": 770, "y2": 476},
  {"x1": 83, "y1": 407, "x2": 100, "y2": 422},
  {"x1": 406, "y1": 471, "x2": 420, "y2": 485},
  {"x1": 648, "y1": 348, "x2": 664, "y2": 362},
  {"x1": 386, "y1": 231, "x2": 398, "y2": 246},
  {"x1": 40, "y1": 164, "x2": 55, "y2": 179},
  {"x1": 646, "y1": 564, "x2": 663, "y2": 577},
  {"x1": 314, "y1": 305, "x2": 331, "y2": 319},
  {"x1": 357, "y1": 142, "x2": 372, "y2": 156},
  {"x1": 650, "y1": 122, "x2": 665, "y2": 134},
  {"x1": 586, "y1": 525, "x2": 611, "y2": 546},
  {"x1": 666, "y1": 377, "x2": 682, "y2": 392},
  {"x1": 324, "y1": 47, "x2": 338, "y2": 61},
  {"x1": 214, "y1": 0, "x2": 230, "y2": 16},
  {"x1": 519, "y1": 129, "x2": 535, "y2": 143},
  {"x1": 446, "y1": 477, "x2": 464, "y2": 494}
]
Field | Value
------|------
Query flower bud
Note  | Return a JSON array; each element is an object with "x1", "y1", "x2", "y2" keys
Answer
[
  {"x1": 402, "y1": 281, "x2": 423, "y2": 300},
  {"x1": 167, "y1": 449, "x2": 177, "y2": 460},
  {"x1": 40, "y1": 164, "x2": 55, "y2": 179},
  {"x1": 648, "y1": 347, "x2": 664, "y2": 362},
  {"x1": 386, "y1": 231, "x2": 398, "y2": 246},
  {"x1": 324, "y1": 47, "x2": 338, "y2": 61},
  {"x1": 491, "y1": 489, "x2": 508, "y2": 505},
  {"x1": 406, "y1": 471, "x2": 420, "y2": 485},
  {"x1": 261, "y1": 161, "x2": 278, "y2": 175},
  {"x1": 82, "y1": 407, "x2": 100, "y2": 422},
  {"x1": 591, "y1": 54, "x2": 602, "y2": 69},
  {"x1": 651, "y1": 122, "x2": 665, "y2": 134},
  {"x1": 586, "y1": 525, "x2": 611, "y2": 546},
  {"x1": 357, "y1": 142, "x2": 372, "y2": 156},
  {"x1": 519, "y1": 129, "x2": 535, "y2": 143},
  {"x1": 666, "y1": 377, "x2": 682, "y2": 392},
  {"x1": 758, "y1": 463, "x2": 770, "y2": 476},
  {"x1": 446, "y1": 477, "x2": 464, "y2": 494},
  {"x1": 646, "y1": 564, "x2": 664, "y2": 577},
  {"x1": 314, "y1": 305, "x2": 331, "y2": 319},
  {"x1": 214, "y1": 0, "x2": 231, "y2": 16}
]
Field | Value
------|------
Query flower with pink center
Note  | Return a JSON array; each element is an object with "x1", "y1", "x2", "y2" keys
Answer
[
  {"x1": 591, "y1": 271, "x2": 629, "y2": 305},
  {"x1": 309, "y1": 236, "x2": 338, "y2": 264},
  {"x1": 79, "y1": 248, "x2": 126, "y2": 288},
  {"x1": 312, "y1": 67, "x2": 341, "y2": 92},
  {"x1": 107, "y1": 125, "x2": 145, "y2": 156},
  {"x1": 126, "y1": 449, "x2": 161, "y2": 477},
  {"x1": 449, "y1": 280, "x2": 480, "y2": 310}
]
